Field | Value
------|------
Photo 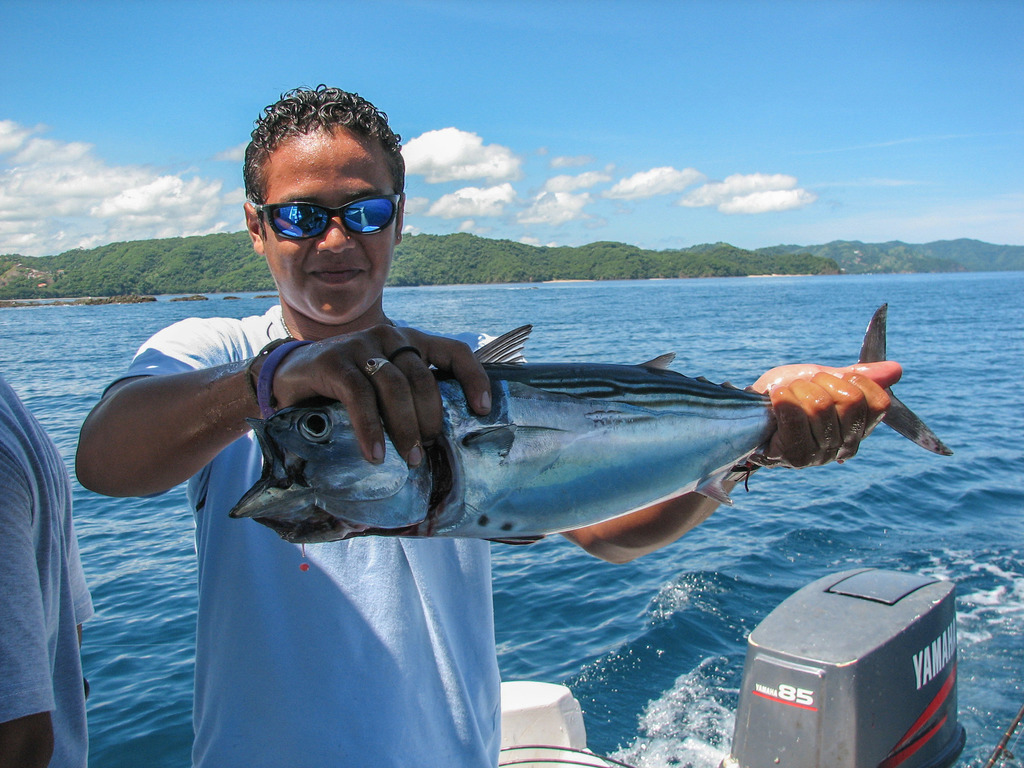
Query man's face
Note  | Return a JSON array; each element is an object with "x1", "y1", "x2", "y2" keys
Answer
[{"x1": 244, "y1": 128, "x2": 403, "y2": 340}]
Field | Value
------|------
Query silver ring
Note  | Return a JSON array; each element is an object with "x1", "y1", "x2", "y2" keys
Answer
[{"x1": 364, "y1": 357, "x2": 391, "y2": 377}]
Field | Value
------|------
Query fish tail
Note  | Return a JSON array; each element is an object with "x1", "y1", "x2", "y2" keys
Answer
[{"x1": 861, "y1": 304, "x2": 953, "y2": 456}]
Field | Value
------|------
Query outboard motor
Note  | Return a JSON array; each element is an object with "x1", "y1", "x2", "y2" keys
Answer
[{"x1": 722, "y1": 568, "x2": 965, "y2": 768}]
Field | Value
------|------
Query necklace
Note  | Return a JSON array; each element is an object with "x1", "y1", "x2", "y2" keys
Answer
[
  {"x1": 280, "y1": 311, "x2": 298, "y2": 340},
  {"x1": 280, "y1": 310, "x2": 395, "y2": 340}
]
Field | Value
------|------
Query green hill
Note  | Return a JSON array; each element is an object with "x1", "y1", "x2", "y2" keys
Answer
[
  {"x1": 766, "y1": 239, "x2": 1024, "y2": 274},
  {"x1": 1, "y1": 232, "x2": 1020, "y2": 301},
  {"x1": 1, "y1": 233, "x2": 269, "y2": 299}
]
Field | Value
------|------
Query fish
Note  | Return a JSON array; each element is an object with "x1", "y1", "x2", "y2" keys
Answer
[{"x1": 229, "y1": 305, "x2": 951, "y2": 544}]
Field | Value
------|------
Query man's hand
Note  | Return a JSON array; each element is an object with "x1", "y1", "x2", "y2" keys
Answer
[
  {"x1": 567, "y1": 359, "x2": 901, "y2": 563},
  {"x1": 270, "y1": 325, "x2": 492, "y2": 467},
  {"x1": 751, "y1": 361, "x2": 899, "y2": 468}
]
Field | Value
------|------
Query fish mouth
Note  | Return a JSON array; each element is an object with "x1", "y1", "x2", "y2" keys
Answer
[
  {"x1": 254, "y1": 503, "x2": 372, "y2": 543},
  {"x1": 228, "y1": 418, "x2": 303, "y2": 520},
  {"x1": 229, "y1": 417, "x2": 458, "y2": 542}
]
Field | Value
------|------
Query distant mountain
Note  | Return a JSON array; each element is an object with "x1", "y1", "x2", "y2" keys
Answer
[
  {"x1": 765, "y1": 239, "x2": 1024, "y2": 274},
  {"x1": 0, "y1": 233, "x2": 1020, "y2": 301}
]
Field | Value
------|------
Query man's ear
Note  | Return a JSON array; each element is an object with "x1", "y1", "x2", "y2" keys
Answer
[{"x1": 244, "y1": 202, "x2": 267, "y2": 255}]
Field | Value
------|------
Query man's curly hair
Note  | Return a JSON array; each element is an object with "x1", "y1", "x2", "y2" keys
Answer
[{"x1": 243, "y1": 85, "x2": 405, "y2": 204}]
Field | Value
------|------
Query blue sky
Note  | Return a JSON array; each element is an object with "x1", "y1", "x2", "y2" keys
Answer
[{"x1": 2, "y1": 0, "x2": 1021, "y2": 257}]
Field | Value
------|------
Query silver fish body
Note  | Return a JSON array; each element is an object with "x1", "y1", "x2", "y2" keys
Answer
[
  {"x1": 229, "y1": 306, "x2": 951, "y2": 544},
  {"x1": 231, "y1": 361, "x2": 773, "y2": 543}
]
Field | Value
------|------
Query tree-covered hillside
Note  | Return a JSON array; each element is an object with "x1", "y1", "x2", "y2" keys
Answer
[
  {"x1": 1, "y1": 233, "x2": 271, "y2": 298},
  {"x1": 1, "y1": 232, "x2": 1020, "y2": 300},
  {"x1": 0, "y1": 232, "x2": 839, "y2": 299},
  {"x1": 388, "y1": 235, "x2": 837, "y2": 285},
  {"x1": 768, "y1": 239, "x2": 1024, "y2": 274}
]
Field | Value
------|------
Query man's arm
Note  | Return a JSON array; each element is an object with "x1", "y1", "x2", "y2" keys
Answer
[
  {"x1": 563, "y1": 487, "x2": 729, "y2": 564},
  {"x1": 0, "y1": 712, "x2": 54, "y2": 768},
  {"x1": 565, "y1": 367, "x2": 892, "y2": 563},
  {"x1": 76, "y1": 326, "x2": 491, "y2": 498},
  {"x1": 76, "y1": 363, "x2": 255, "y2": 497}
]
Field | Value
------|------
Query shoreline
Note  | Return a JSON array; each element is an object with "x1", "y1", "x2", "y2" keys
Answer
[
  {"x1": 0, "y1": 293, "x2": 281, "y2": 309},
  {"x1": 0, "y1": 294, "x2": 158, "y2": 309},
  {"x1": 5, "y1": 269, "x2": 1007, "y2": 307}
]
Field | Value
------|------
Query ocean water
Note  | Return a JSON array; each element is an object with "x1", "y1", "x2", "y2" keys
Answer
[{"x1": 1, "y1": 272, "x2": 1021, "y2": 767}]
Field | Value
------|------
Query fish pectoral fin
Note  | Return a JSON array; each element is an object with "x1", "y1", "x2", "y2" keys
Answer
[
  {"x1": 461, "y1": 425, "x2": 517, "y2": 455},
  {"x1": 695, "y1": 474, "x2": 734, "y2": 506},
  {"x1": 462, "y1": 424, "x2": 568, "y2": 458}
]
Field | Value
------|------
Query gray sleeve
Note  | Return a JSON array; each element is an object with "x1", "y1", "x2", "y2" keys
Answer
[{"x1": 0, "y1": 447, "x2": 55, "y2": 722}]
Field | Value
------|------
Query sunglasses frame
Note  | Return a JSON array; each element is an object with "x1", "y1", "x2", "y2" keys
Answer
[{"x1": 254, "y1": 194, "x2": 403, "y2": 239}]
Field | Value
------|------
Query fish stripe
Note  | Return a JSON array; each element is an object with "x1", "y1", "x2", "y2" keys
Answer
[{"x1": 485, "y1": 363, "x2": 768, "y2": 409}]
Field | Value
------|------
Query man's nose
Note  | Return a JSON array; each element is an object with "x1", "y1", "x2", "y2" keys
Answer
[{"x1": 316, "y1": 217, "x2": 356, "y2": 249}]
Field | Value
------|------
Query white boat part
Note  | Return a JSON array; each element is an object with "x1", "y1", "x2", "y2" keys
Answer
[{"x1": 499, "y1": 681, "x2": 616, "y2": 767}]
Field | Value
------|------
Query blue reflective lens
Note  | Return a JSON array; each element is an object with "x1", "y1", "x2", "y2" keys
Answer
[
  {"x1": 343, "y1": 197, "x2": 398, "y2": 233},
  {"x1": 260, "y1": 195, "x2": 400, "y2": 239},
  {"x1": 272, "y1": 205, "x2": 330, "y2": 238}
]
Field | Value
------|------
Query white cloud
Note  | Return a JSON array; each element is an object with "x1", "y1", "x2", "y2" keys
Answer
[
  {"x1": 91, "y1": 175, "x2": 226, "y2": 236},
  {"x1": 0, "y1": 120, "x2": 41, "y2": 155},
  {"x1": 679, "y1": 173, "x2": 817, "y2": 214},
  {"x1": 222, "y1": 186, "x2": 246, "y2": 205},
  {"x1": 426, "y1": 183, "x2": 517, "y2": 219},
  {"x1": 403, "y1": 127, "x2": 522, "y2": 183},
  {"x1": 213, "y1": 142, "x2": 247, "y2": 162},
  {"x1": 0, "y1": 121, "x2": 236, "y2": 256},
  {"x1": 550, "y1": 154, "x2": 595, "y2": 169},
  {"x1": 402, "y1": 196, "x2": 431, "y2": 214},
  {"x1": 719, "y1": 189, "x2": 818, "y2": 214},
  {"x1": 518, "y1": 191, "x2": 591, "y2": 226},
  {"x1": 543, "y1": 169, "x2": 613, "y2": 193},
  {"x1": 12, "y1": 136, "x2": 93, "y2": 166},
  {"x1": 604, "y1": 166, "x2": 705, "y2": 199}
]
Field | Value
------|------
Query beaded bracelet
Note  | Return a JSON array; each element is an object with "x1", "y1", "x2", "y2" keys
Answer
[{"x1": 246, "y1": 339, "x2": 313, "y2": 418}]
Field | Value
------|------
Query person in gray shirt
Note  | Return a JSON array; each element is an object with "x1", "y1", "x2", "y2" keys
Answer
[{"x1": 0, "y1": 374, "x2": 93, "y2": 768}]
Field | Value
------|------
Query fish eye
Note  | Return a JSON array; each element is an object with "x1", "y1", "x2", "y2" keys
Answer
[{"x1": 298, "y1": 411, "x2": 332, "y2": 442}]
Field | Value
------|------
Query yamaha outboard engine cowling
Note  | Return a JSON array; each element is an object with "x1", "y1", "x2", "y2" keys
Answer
[{"x1": 722, "y1": 568, "x2": 965, "y2": 768}]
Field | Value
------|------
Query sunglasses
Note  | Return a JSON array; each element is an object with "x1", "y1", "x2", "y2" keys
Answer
[{"x1": 255, "y1": 194, "x2": 402, "y2": 239}]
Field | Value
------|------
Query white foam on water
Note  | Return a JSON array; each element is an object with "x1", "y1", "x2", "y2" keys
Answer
[
  {"x1": 609, "y1": 658, "x2": 734, "y2": 768},
  {"x1": 922, "y1": 549, "x2": 1024, "y2": 647}
]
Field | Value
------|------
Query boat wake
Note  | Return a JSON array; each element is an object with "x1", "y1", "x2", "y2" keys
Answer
[{"x1": 609, "y1": 658, "x2": 734, "y2": 768}]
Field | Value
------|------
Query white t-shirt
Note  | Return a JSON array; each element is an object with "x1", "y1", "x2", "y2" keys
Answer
[
  {"x1": 0, "y1": 375, "x2": 93, "y2": 768},
  {"x1": 122, "y1": 306, "x2": 500, "y2": 768}
]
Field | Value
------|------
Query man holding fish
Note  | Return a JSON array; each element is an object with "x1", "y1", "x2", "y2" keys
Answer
[{"x1": 77, "y1": 86, "x2": 898, "y2": 767}]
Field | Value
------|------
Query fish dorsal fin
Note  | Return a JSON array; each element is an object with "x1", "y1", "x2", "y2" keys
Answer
[
  {"x1": 475, "y1": 325, "x2": 533, "y2": 364},
  {"x1": 639, "y1": 352, "x2": 676, "y2": 370}
]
